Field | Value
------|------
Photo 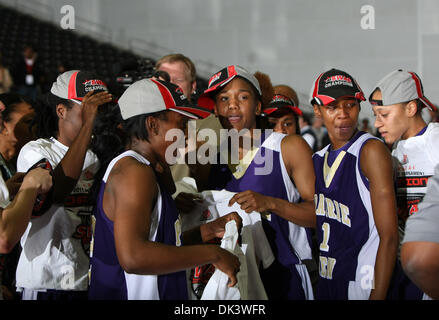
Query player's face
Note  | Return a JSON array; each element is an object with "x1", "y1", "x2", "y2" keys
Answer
[
  {"x1": 267, "y1": 114, "x2": 297, "y2": 135},
  {"x1": 371, "y1": 90, "x2": 409, "y2": 144},
  {"x1": 157, "y1": 61, "x2": 195, "y2": 101},
  {"x1": 58, "y1": 102, "x2": 83, "y2": 146},
  {"x1": 214, "y1": 78, "x2": 261, "y2": 132},
  {"x1": 156, "y1": 111, "x2": 189, "y2": 165},
  {"x1": 0, "y1": 102, "x2": 35, "y2": 156},
  {"x1": 314, "y1": 97, "x2": 359, "y2": 149}
]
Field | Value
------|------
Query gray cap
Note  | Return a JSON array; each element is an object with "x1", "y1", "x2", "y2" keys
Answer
[
  {"x1": 118, "y1": 78, "x2": 211, "y2": 120},
  {"x1": 369, "y1": 69, "x2": 436, "y2": 111}
]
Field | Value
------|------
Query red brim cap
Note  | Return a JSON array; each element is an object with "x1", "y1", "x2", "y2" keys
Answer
[
  {"x1": 203, "y1": 65, "x2": 262, "y2": 97},
  {"x1": 170, "y1": 105, "x2": 212, "y2": 119},
  {"x1": 263, "y1": 105, "x2": 303, "y2": 117},
  {"x1": 197, "y1": 95, "x2": 215, "y2": 111},
  {"x1": 263, "y1": 94, "x2": 303, "y2": 116}
]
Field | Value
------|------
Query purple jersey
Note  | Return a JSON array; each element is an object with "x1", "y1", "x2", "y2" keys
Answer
[
  {"x1": 208, "y1": 131, "x2": 313, "y2": 299},
  {"x1": 313, "y1": 131, "x2": 379, "y2": 300},
  {"x1": 88, "y1": 151, "x2": 187, "y2": 300}
]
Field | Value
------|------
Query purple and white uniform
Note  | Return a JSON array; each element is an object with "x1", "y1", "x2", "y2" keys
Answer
[
  {"x1": 88, "y1": 150, "x2": 187, "y2": 300},
  {"x1": 208, "y1": 131, "x2": 313, "y2": 300},
  {"x1": 313, "y1": 131, "x2": 379, "y2": 300}
]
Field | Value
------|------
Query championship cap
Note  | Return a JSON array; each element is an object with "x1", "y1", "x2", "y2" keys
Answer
[
  {"x1": 203, "y1": 65, "x2": 262, "y2": 97},
  {"x1": 118, "y1": 78, "x2": 212, "y2": 120},
  {"x1": 368, "y1": 69, "x2": 437, "y2": 111},
  {"x1": 50, "y1": 70, "x2": 108, "y2": 104},
  {"x1": 309, "y1": 68, "x2": 365, "y2": 106},
  {"x1": 262, "y1": 94, "x2": 303, "y2": 117}
]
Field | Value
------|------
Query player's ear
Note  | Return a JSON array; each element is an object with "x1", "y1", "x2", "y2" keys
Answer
[
  {"x1": 56, "y1": 103, "x2": 67, "y2": 120},
  {"x1": 405, "y1": 100, "x2": 418, "y2": 117},
  {"x1": 213, "y1": 101, "x2": 219, "y2": 117},
  {"x1": 313, "y1": 104, "x2": 322, "y2": 118},
  {"x1": 255, "y1": 100, "x2": 262, "y2": 116},
  {"x1": 146, "y1": 116, "x2": 159, "y2": 136}
]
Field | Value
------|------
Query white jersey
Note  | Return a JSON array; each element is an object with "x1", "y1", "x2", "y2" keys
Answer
[
  {"x1": 392, "y1": 123, "x2": 439, "y2": 229},
  {"x1": 184, "y1": 189, "x2": 273, "y2": 300},
  {"x1": 15, "y1": 137, "x2": 99, "y2": 291}
]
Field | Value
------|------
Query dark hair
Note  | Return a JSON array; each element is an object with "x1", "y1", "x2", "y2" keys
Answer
[
  {"x1": 122, "y1": 110, "x2": 168, "y2": 142},
  {"x1": 259, "y1": 107, "x2": 300, "y2": 134},
  {"x1": 211, "y1": 76, "x2": 262, "y2": 103},
  {"x1": 89, "y1": 105, "x2": 169, "y2": 202},
  {"x1": 271, "y1": 108, "x2": 301, "y2": 134},
  {"x1": 301, "y1": 113, "x2": 313, "y2": 126},
  {"x1": 0, "y1": 93, "x2": 32, "y2": 122},
  {"x1": 414, "y1": 99, "x2": 425, "y2": 116},
  {"x1": 32, "y1": 92, "x2": 74, "y2": 139},
  {"x1": 89, "y1": 102, "x2": 125, "y2": 201}
]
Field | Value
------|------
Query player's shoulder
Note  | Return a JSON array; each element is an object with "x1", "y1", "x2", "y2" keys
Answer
[
  {"x1": 359, "y1": 136, "x2": 392, "y2": 174},
  {"x1": 425, "y1": 122, "x2": 439, "y2": 142},
  {"x1": 106, "y1": 155, "x2": 158, "y2": 197},
  {"x1": 110, "y1": 155, "x2": 154, "y2": 179},
  {"x1": 281, "y1": 133, "x2": 312, "y2": 151},
  {"x1": 17, "y1": 138, "x2": 57, "y2": 171},
  {"x1": 20, "y1": 137, "x2": 53, "y2": 152},
  {"x1": 361, "y1": 136, "x2": 388, "y2": 157}
]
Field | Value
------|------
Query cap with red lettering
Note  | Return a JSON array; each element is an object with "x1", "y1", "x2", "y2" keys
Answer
[
  {"x1": 50, "y1": 70, "x2": 109, "y2": 104},
  {"x1": 309, "y1": 68, "x2": 365, "y2": 106}
]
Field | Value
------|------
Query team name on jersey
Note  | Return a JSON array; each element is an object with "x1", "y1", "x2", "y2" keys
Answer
[{"x1": 314, "y1": 193, "x2": 351, "y2": 228}]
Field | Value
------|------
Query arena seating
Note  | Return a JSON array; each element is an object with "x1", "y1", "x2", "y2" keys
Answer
[{"x1": 1, "y1": 5, "x2": 141, "y2": 83}]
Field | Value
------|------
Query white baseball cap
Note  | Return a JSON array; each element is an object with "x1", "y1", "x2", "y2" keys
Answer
[
  {"x1": 369, "y1": 69, "x2": 437, "y2": 111},
  {"x1": 118, "y1": 78, "x2": 212, "y2": 120}
]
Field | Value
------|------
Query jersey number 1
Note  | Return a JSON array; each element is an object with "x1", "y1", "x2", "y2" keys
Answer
[{"x1": 320, "y1": 222, "x2": 330, "y2": 252}]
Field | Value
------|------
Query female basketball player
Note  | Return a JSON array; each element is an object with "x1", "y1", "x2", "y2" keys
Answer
[
  {"x1": 202, "y1": 65, "x2": 316, "y2": 300},
  {"x1": 370, "y1": 69, "x2": 439, "y2": 299},
  {"x1": 309, "y1": 68, "x2": 398, "y2": 299},
  {"x1": 88, "y1": 78, "x2": 241, "y2": 300},
  {"x1": 15, "y1": 70, "x2": 112, "y2": 300}
]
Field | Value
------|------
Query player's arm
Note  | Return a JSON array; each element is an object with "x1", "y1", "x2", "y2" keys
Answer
[
  {"x1": 183, "y1": 211, "x2": 243, "y2": 245},
  {"x1": 229, "y1": 134, "x2": 316, "y2": 227},
  {"x1": 0, "y1": 168, "x2": 52, "y2": 253},
  {"x1": 108, "y1": 158, "x2": 240, "y2": 286},
  {"x1": 52, "y1": 91, "x2": 112, "y2": 203},
  {"x1": 360, "y1": 139, "x2": 398, "y2": 300}
]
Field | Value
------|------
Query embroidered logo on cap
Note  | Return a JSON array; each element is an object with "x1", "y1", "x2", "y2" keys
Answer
[{"x1": 324, "y1": 75, "x2": 354, "y2": 88}]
